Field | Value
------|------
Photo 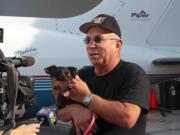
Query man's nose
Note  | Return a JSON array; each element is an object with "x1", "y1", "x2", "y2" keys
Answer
[{"x1": 87, "y1": 40, "x2": 96, "y2": 48}]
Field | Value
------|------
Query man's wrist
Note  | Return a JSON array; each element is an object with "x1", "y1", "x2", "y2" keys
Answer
[{"x1": 82, "y1": 93, "x2": 93, "y2": 107}]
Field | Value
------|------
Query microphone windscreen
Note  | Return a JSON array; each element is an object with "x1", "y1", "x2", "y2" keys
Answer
[{"x1": 22, "y1": 56, "x2": 35, "y2": 67}]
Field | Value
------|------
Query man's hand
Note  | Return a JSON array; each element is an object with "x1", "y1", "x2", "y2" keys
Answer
[
  {"x1": 56, "y1": 104, "x2": 74, "y2": 122},
  {"x1": 11, "y1": 123, "x2": 40, "y2": 135},
  {"x1": 65, "y1": 75, "x2": 91, "y2": 103},
  {"x1": 57, "y1": 104, "x2": 97, "y2": 135}
]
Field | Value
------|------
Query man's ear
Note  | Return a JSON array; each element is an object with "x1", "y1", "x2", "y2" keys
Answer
[
  {"x1": 67, "y1": 67, "x2": 78, "y2": 78},
  {"x1": 116, "y1": 39, "x2": 123, "y2": 49}
]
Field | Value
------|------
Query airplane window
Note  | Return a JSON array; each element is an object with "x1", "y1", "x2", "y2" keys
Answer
[{"x1": 0, "y1": 28, "x2": 3, "y2": 43}]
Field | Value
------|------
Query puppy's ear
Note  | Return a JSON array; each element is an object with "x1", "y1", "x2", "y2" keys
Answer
[
  {"x1": 67, "y1": 67, "x2": 78, "y2": 78},
  {"x1": 44, "y1": 65, "x2": 57, "y2": 75}
]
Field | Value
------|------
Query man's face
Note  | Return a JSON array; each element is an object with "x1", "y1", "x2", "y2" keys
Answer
[{"x1": 85, "y1": 27, "x2": 121, "y2": 67}]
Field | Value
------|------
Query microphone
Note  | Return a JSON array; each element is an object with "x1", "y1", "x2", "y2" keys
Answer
[
  {"x1": 4, "y1": 56, "x2": 35, "y2": 67},
  {"x1": 36, "y1": 106, "x2": 57, "y2": 127}
]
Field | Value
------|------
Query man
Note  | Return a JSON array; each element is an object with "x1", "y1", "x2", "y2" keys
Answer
[{"x1": 57, "y1": 14, "x2": 150, "y2": 135}]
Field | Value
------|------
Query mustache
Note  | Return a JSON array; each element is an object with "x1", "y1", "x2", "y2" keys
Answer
[{"x1": 88, "y1": 49, "x2": 99, "y2": 54}]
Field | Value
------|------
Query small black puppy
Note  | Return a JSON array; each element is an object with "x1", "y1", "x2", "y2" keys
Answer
[{"x1": 44, "y1": 65, "x2": 78, "y2": 109}]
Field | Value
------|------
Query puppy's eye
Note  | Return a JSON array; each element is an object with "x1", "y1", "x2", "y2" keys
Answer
[
  {"x1": 62, "y1": 71, "x2": 71, "y2": 80},
  {"x1": 53, "y1": 86, "x2": 58, "y2": 90}
]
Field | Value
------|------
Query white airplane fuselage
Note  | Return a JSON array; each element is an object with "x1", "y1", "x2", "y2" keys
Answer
[{"x1": 0, "y1": 0, "x2": 180, "y2": 115}]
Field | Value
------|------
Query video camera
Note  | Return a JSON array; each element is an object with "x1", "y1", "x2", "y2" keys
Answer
[{"x1": 0, "y1": 49, "x2": 36, "y2": 130}]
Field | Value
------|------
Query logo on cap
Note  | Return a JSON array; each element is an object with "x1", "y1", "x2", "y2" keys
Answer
[{"x1": 91, "y1": 16, "x2": 107, "y2": 24}]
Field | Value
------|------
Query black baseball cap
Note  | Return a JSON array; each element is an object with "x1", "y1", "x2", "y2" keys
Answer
[{"x1": 79, "y1": 14, "x2": 121, "y2": 38}]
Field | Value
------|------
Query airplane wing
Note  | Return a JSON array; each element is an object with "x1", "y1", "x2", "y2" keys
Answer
[{"x1": 153, "y1": 58, "x2": 180, "y2": 65}]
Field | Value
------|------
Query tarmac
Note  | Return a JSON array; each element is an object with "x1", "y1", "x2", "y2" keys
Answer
[{"x1": 146, "y1": 110, "x2": 180, "y2": 135}]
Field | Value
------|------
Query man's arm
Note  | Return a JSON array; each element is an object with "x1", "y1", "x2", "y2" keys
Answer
[
  {"x1": 69, "y1": 75, "x2": 141, "y2": 129},
  {"x1": 88, "y1": 94, "x2": 141, "y2": 128},
  {"x1": 57, "y1": 103, "x2": 97, "y2": 135}
]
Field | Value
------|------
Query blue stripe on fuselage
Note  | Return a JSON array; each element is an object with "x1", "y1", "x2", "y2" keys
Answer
[{"x1": 26, "y1": 76, "x2": 56, "y2": 116}]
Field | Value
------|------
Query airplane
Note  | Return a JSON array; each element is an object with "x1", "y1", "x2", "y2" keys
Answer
[{"x1": 0, "y1": 0, "x2": 180, "y2": 116}]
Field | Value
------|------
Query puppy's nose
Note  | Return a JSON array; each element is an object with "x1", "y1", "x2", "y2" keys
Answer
[{"x1": 66, "y1": 84, "x2": 72, "y2": 91}]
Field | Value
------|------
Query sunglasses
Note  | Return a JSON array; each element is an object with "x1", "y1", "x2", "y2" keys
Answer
[{"x1": 84, "y1": 35, "x2": 118, "y2": 45}]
